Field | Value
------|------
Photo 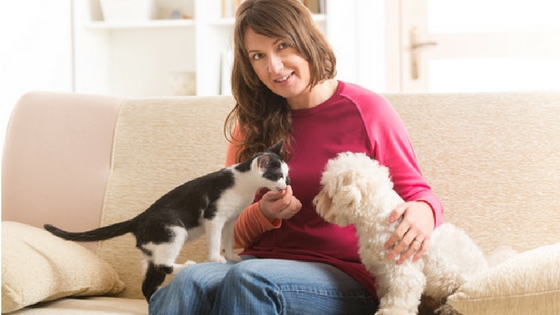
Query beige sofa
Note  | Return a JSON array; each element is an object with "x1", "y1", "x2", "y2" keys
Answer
[{"x1": 2, "y1": 91, "x2": 559, "y2": 315}]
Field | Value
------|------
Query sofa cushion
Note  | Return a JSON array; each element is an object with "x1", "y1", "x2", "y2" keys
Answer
[
  {"x1": 447, "y1": 242, "x2": 560, "y2": 315},
  {"x1": 1, "y1": 222, "x2": 125, "y2": 313},
  {"x1": 5, "y1": 297, "x2": 147, "y2": 315},
  {"x1": 385, "y1": 92, "x2": 560, "y2": 256}
]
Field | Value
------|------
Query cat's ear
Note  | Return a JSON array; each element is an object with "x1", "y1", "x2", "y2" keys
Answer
[
  {"x1": 267, "y1": 139, "x2": 284, "y2": 155},
  {"x1": 257, "y1": 154, "x2": 271, "y2": 171}
]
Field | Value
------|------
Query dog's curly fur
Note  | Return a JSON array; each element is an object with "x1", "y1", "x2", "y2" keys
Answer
[{"x1": 313, "y1": 152, "x2": 488, "y2": 315}]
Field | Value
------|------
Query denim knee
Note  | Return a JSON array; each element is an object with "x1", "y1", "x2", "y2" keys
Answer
[
  {"x1": 149, "y1": 262, "x2": 231, "y2": 315},
  {"x1": 215, "y1": 260, "x2": 284, "y2": 314},
  {"x1": 177, "y1": 262, "x2": 227, "y2": 295},
  {"x1": 223, "y1": 260, "x2": 280, "y2": 290}
]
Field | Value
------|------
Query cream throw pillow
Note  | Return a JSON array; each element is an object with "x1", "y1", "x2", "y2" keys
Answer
[
  {"x1": 447, "y1": 242, "x2": 560, "y2": 315},
  {"x1": 1, "y1": 221, "x2": 125, "y2": 313}
]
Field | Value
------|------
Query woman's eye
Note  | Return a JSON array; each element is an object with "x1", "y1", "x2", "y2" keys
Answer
[
  {"x1": 278, "y1": 43, "x2": 288, "y2": 50},
  {"x1": 251, "y1": 53, "x2": 264, "y2": 61}
]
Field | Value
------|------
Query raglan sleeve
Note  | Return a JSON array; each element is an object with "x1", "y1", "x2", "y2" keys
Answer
[
  {"x1": 361, "y1": 94, "x2": 444, "y2": 227},
  {"x1": 225, "y1": 125, "x2": 282, "y2": 249}
]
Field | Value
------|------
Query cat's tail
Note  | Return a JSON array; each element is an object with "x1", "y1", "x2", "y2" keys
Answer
[{"x1": 44, "y1": 220, "x2": 134, "y2": 242}]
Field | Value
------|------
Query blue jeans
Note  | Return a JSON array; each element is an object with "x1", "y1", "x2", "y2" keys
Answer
[{"x1": 149, "y1": 258, "x2": 378, "y2": 315}]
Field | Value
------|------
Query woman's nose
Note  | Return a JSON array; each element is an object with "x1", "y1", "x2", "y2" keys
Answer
[{"x1": 267, "y1": 53, "x2": 283, "y2": 74}]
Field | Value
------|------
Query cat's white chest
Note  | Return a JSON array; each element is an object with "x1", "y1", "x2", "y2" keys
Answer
[{"x1": 216, "y1": 189, "x2": 254, "y2": 218}]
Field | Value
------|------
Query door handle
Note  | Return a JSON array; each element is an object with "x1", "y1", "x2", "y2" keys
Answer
[{"x1": 410, "y1": 27, "x2": 437, "y2": 80}]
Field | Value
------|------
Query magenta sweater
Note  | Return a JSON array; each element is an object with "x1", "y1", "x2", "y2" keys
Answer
[{"x1": 236, "y1": 81, "x2": 443, "y2": 299}]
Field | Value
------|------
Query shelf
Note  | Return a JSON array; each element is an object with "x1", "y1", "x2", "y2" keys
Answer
[
  {"x1": 84, "y1": 19, "x2": 195, "y2": 30},
  {"x1": 74, "y1": 1, "x2": 331, "y2": 96}
]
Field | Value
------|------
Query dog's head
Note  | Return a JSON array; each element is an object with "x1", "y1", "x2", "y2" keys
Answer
[{"x1": 313, "y1": 152, "x2": 393, "y2": 226}]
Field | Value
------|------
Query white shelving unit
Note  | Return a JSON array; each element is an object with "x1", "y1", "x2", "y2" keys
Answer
[{"x1": 73, "y1": 0, "x2": 328, "y2": 97}]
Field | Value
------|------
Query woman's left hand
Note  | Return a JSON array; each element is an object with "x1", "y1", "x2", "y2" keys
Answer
[{"x1": 383, "y1": 201, "x2": 435, "y2": 264}]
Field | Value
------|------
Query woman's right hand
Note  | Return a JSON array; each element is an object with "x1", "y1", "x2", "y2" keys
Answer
[{"x1": 259, "y1": 186, "x2": 302, "y2": 220}]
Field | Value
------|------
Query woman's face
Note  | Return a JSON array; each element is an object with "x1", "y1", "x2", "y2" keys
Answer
[{"x1": 244, "y1": 27, "x2": 311, "y2": 105}]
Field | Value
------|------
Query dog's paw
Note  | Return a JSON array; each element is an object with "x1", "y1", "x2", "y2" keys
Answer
[{"x1": 183, "y1": 260, "x2": 197, "y2": 266}]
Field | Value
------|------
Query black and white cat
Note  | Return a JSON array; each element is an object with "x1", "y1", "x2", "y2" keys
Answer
[{"x1": 44, "y1": 140, "x2": 290, "y2": 301}]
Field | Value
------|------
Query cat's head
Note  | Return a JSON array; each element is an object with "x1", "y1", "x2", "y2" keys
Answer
[{"x1": 248, "y1": 140, "x2": 290, "y2": 191}]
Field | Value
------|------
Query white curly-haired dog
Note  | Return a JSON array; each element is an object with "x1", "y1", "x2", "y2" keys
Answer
[{"x1": 313, "y1": 152, "x2": 488, "y2": 315}]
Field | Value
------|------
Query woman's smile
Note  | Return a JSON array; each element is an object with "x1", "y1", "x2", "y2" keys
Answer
[{"x1": 275, "y1": 72, "x2": 293, "y2": 84}]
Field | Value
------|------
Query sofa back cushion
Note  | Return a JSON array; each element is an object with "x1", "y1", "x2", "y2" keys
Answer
[
  {"x1": 2, "y1": 92, "x2": 123, "y2": 253},
  {"x1": 97, "y1": 96, "x2": 234, "y2": 298},
  {"x1": 385, "y1": 92, "x2": 560, "y2": 255}
]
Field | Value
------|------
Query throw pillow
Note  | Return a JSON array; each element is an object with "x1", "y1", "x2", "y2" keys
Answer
[
  {"x1": 1, "y1": 221, "x2": 125, "y2": 313},
  {"x1": 447, "y1": 242, "x2": 560, "y2": 315}
]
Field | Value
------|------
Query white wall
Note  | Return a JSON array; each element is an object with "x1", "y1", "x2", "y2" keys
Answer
[
  {"x1": 0, "y1": 0, "x2": 73, "y2": 152},
  {"x1": 327, "y1": 0, "x2": 386, "y2": 92}
]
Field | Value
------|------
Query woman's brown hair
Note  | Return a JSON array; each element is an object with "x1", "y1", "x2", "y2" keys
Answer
[{"x1": 224, "y1": 0, "x2": 337, "y2": 162}]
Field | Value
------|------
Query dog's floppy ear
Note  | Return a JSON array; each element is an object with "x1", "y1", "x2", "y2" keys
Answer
[
  {"x1": 323, "y1": 173, "x2": 362, "y2": 225},
  {"x1": 330, "y1": 169, "x2": 362, "y2": 210},
  {"x1": 331, "y1": 185, "x2": 361, "y2": 210},
  {"x1": 313, "y1": 189, "x2": 332, "y2": 217},
  {"x1": 313, "y1": 187, "x2": 352, "y2": 227}
]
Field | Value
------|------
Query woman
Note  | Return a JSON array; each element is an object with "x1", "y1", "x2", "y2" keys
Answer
[{"x1": 149, "y1": 0, "x2": 443, "y2": 314}]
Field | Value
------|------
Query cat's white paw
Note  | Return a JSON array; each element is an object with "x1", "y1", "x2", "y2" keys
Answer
[
  {"x1": 171, "y1": 261, "x2": 197, "y2": 275},
  {"x1": 226, "y1": 254, "x2": 242, "y2": 262},
  {"x1": 209, "y1": 255, "x2": 228, "y2": 264}
]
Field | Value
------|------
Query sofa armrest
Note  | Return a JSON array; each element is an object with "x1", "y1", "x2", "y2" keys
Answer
[{"x1": 2, "y1": 92, "x2": 123, "y2": 252}]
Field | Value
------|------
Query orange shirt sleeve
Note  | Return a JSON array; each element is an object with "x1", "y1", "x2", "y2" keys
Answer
[
  {"x1": 226, "y1": 124, "x2": 282, "y2": 249},
  {"x1": 234, "y1": 203, "x2": 281, "y2": 248}
]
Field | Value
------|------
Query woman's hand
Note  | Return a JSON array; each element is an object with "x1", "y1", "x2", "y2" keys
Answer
[
  {"x1": 259, "y1": 186, "x2": 302, "y2": 220},
  {"x1": 384, "y1": 201, "x2": 435, "y2": 264}
]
